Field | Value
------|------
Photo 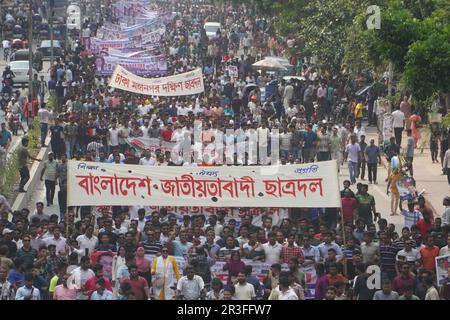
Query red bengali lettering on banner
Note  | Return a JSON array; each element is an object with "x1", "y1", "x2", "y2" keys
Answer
[
  {"x1": 190, "y1": 207, "x2": 201, "y2": 214},
  {"x1": 235, "y1": 176, "x2": 256, "y2": 198},
  {"x1": 160, "y1": 178, "x2": 180, "y2": 197},
  {"x1": 115, "y1": 73, "x2": 130, "y2": 88},
  {"x1": 184, "y1": 79, "x2": 195, "y2": 90},
  {"x1": 76, "y1": 174, "x2": 101, "y2": 196},
  {"x1": 160, "y1": 175, "x2": 256, "y2": 200},
  {"x1": 203, "y1": 207, "x2": 216, "y2": 215},
  {"x1": 192, "y1": 77, "x2": 202, "y2": 88},
  {"x1": 131, "y1": 81, "x2": 144, "y2": 93},
  {"x1": 308, "y1": 179, "x2": 324, "y2": 196},
  {"x1": 179, "y1": 174, "x2": 196, "y2": 196},
  {"x1": 161, "y1": 83, "x2": 170, "y2": 93},
  {"x1": 178, "y1": 207, "x2": 189, "y2": 214},
  {"x1": 262, "y1": 178, "x2": 324, "y2": 198},
  {"x1": 77, "y1": 174, "x2": 151, "y2": 197}
]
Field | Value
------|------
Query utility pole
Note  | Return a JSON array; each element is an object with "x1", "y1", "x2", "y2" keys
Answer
[
  {"x1": 28, "y1": 0, "x2": 33, "y2": 117},
  {"x1": 49, "y1": 0, "x2": 54, "y2": 65}
]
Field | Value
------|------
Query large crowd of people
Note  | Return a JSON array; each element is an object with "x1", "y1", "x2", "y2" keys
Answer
[{"x1": 0, "y1": 0, "x2": 449, "y2": 301}]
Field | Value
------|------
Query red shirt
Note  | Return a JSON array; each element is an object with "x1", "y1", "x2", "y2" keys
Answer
[
  {"x1": 281, "y1": 244, "x2": 304, "y2": 264},
  {"x1": 420, "y1": 245, "x2": 440, "y2": 272},
  {"x1": 84, "y1": 276, "x2": 113, "y2": 298},
  {"x1": 392, "y1": 274, "x2": 416, "y2": 296},
  {"x1": 341, "y1": 197, "x2": 358, "y2": 223},
  {"x1": 120, "y1": 276, "x2": 149, "y2": 300},
  {"x1": 161, "y1": 128, "x2": 173, "y2": 142},
  {"x1": 416, "y1": 219, "x2": 433, "y2": 238},
  {"x1": 417, "y1": 206, "x2": 434, "y2": 221}
]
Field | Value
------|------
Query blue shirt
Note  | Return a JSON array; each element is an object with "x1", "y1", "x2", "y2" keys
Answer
[
  {"x1": 173, "y1": 240, "x2": 193, "y2": 257},
  {"x1": 7, "y1": 269, "x2": 24, "y2": 287},
  {"x1": 15, "y1": 286, "x2": 41, "y2": 300},
  {"x1": 303, "y1": 131, "x2": 317, "y2": 149},
  {"x1": 0, "y1": 129, "x2": 12, "y2": 146},
  {"x1": 317, "y1": 242, "x2": 343, "y2": 260},
  {"x1": 365, "y1": 145, "x2": 380, "y2": 164}
]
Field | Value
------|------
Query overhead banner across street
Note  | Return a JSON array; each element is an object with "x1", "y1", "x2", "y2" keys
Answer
[
  {"x1": 95, "y1": 55, "x2": 167, "y2": 76},
  {"x1": 67, "y1": 160, "x2": 340, "y2": 207},
  {"x1": 108, "y1": 65, "x2": 205, "y2": 96}
]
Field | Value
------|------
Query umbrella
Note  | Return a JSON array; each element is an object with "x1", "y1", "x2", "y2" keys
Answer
[{"x1": 252, "y1": 57, "x2": 288, "y2": 71}]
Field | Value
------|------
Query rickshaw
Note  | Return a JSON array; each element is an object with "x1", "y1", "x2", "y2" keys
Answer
[
  {"x1": 11, "y1": 38, "x2": 25, "y2": 49},
  {"x1": 12, "y1": 25, "x2": 24, "y2": 39},
  {"x1": 39, "y1": 22, "x2": 50, "y2": 40}
]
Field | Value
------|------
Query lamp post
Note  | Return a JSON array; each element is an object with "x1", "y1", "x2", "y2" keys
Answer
[
  {"x1": 28, "y1": 0, "x2": 33, "y2": 117},
  {"x1": 49, "y1": 0, "x2": 54, "y2": 66}
]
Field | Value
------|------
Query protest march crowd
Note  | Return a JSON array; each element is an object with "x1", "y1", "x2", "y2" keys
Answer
[{"x1": 0, "y1": 0, "x2": 450, "y2": 301}]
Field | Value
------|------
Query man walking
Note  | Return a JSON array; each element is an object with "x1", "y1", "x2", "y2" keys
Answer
[
  {"x1": 365, "y1": 139, "x2": 382, "y2": 184},
  {"x1": 406, "y1": 129, "x2": 415, "y2": 177},
  {"x1": 40, "y1": 152, "x2": 58, "y2": 206},
  {"x1": 392, "y1": 106, "x2": 405, "y2": 147},
  {"x1": 345, "y1": 135, "x2": 360, "y2": 184},
  {"x1": 38, "y1": 103, "x2": 51, "y2": 147},
  {"x1": 17, "y1": 137, "x2": 41, "y2": 192}
]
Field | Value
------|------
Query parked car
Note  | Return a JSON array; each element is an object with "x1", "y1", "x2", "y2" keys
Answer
[
  {"x1": 8, "y1": 61, "x2": 38, "y2": 86},
  {"x1": 10, "y1": 49, "x2": 43, "y2": 72},
  {"x1": 203, "y1": 22, "x2": 221, "y2": 39},
  {"x1": 37, "y1": 40, "x2": 63, "y2": 59}
]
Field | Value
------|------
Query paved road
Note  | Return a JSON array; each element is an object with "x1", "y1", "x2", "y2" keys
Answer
[{"x1": 25, "y1": 121, "x2": 449, "y2": 230}]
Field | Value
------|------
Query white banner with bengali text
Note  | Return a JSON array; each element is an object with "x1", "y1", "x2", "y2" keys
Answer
[
  {"x1": 67, "y1": 160, "x2": 340, "y2": 207},
  {"x1": 108, "y1": 65, "x2": 205, "y2": 96}
]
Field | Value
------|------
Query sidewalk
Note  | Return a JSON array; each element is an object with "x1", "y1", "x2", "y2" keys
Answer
[{"x1": 363, "y1": 125, "x2": 447, "y2": 216}]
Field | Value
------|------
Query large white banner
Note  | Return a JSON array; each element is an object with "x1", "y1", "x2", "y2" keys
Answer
[
  {"x1": 67, "y1": 160, "x2": 340, "y2": 207},
  {"x1": 95, "y1": 55, "x2": 167, "y2": 76},
  {"x1": 109, "y1": 65, "x2": 205, "y2": 96}
]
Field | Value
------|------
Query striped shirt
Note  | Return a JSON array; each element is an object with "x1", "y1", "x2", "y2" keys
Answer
[
  {"x1": 87, "y1": 141, "x2": 104, "y2": 158},
  {"x1": 379, "y1": 244, "x2": 397, "y2": 273},
  {"x1": 142, "y1": 240, "x2": 162, "y2": 256},
  {"x1": 400, "y1": 209, "x2": 423, "y2": 229},
  {"x1": 393, "y1": 238, "x2": 417, "y2": 252}
]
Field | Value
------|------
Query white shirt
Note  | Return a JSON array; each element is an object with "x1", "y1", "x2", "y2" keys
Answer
[
  {"x1": 425, "y1": 287, "x2": 440, "y2": 300},
  {"x1": 234, "y1": 282, "x2": 255, "y2": 300},
  {"x1": 109, "y1": 128, "x2": 119, "y2": 146},
  {"x1": 139, "y1": 157, "x2": 156, "y2": 166},
  {"x1": 71, "y1": 267, "x2": 95, "y2": 300},
  {"x1": 280, "y1": 132, "x2": 292, "y2": 150},
  {"x1": 141, "y1": 126, "x2": 150, "y2": 139},
  {"x1": 76, "y1": 234, "x2": 98, "y2": 256},
  {"x1": 44, "y1": 236, "x2": 67, "y2": 255},
  {"x1": 177, "y1": 106, "x2": 191, "y2": 117},
  {"x1": 38, "y1": 108, "x2": 51, "y2": 124},
  {"x1": 257, "y1": 127, "x2": 269, "y2": 146},
  {"x1": 262, "y1": 242, "x2": 282, "y2": 264},
  {"x1": 2, "y1": 40, "x2": 10, "y2": 48},
  {"x1": 392, "y1": 110, "x2": 405, "y2": 128},
  {"x1": 177, "y1": 275, "x2": 205, "y2": 300},
  {"x1": 396, "y1": 248, "x2": 421, "y2": 263},
  {"x1": 277, "y1": 287, "x2": 299, "y2": 300},
  {"x1": 439, "y1": 246, "x2": 450, "y2": 256},
  {"x1": 107, "y1": 153, "x2": 125, "y2": 163},
  {"x1": 138, "y1": 104, "x2": 150, "y2": 116}
]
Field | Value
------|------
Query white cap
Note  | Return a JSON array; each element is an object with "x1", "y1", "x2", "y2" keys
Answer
[{"x1": 2, "y1": 228, "x2": 13, "y2": 235}]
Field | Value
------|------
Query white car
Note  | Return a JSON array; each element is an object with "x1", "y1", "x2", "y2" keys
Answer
[
  {"x1": 204, "y1": 22, "x2": 221, "y2": 39},
  {"x1": 9, "y1": 61, "x2": 38, "y2": 86}
]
